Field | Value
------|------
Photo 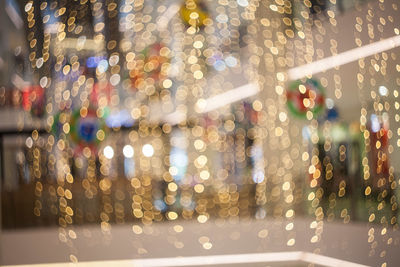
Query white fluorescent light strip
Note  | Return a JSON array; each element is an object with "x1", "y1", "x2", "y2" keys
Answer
[
  {"x1": 288, "y1": 35, "x2": 400, "y2": 80},
  {"x1": 197, "y1": 83, "x2": 259, "y2": 113},
  {"x1": 163, "y1": 110, "x2": 186, "y2": 125}
]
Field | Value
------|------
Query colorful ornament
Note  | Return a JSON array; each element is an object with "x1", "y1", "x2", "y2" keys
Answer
[
  {"x1": 129, "y1": 43, "x2": 170, "y2": 90},
  {"x1": 286, "y1": 79, "x2": 325, "y2": 119},
  {"x1": 180, "y1": 0, "x2": 209, "y2": 28},
  {"x1": 69, "y1": 108, "x2": 106, "y2": 151}
]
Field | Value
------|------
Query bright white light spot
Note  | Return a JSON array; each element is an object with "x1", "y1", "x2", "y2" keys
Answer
[
  {"x1": 36, "y1": 58, "x2": 44, "y2": 68},
  {"x1": 25, "y1": 137, "x2": 33, "y2": 148},
  {"x1": 370, "y1": 114, "x2": 381, "y2": 133},
  {"x1": 104, "y1": 146, "x2": 114, "y2": 159},
  {"x1": 142, "y1": 144, "x2": 154, "y2": 157},
  {"x1": 97, "y1": 59, "x2": 109, "y2": 73},
  {"x1": 379, "y1": 85, "x2": 388, "y2": 96},
  {"x1": 24, "y1": 2, "x2": 32, "y2": 12},
  {"x1": 326, "y1": 98, "x2": 334, "y2": 109},
  {"x1": 253, "y1": 170, "x2": 265, "y2": 183},
  {"x1": 109, "y1": 55, "x2": 119, "y2": 66},
  {"x1": 237, "y1": 0, "x2": 249, "y2": 7},
  {"x1": 225, "y1": 56, "x2": 238, "y2": 67},
  {"x1": 123, "y1": 145, "x2": 134, "y2": 158},
  {"x1": 279, "y1": 112, "x2": 287, "y2": 122}
]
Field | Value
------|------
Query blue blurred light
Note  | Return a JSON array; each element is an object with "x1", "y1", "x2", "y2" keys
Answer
[
  {"x1": 371, "y1": 114, "x2": 380, "y2": 133},
  {"x1": 302, "y1": 126, "x2": 311, "y2": 140},
  {"x1": 105, "y1": 109, "x2": 134, "y2": 128},
  {"x1": 326, "y1": 107, "x2": 339, "y2": 121},
  {"x1": 124, "y1": 158, "x2": 135, "y2": 178},
  {"x1": 98, "y1": 59, "x2": 109, "y2": 72},
  {"x1": 170, "y1": 147, "x2": 188, "y2": 181},
  {"x1": 86, "y1": 56, "x2": 106, "y2": 68},
  {"x1": 154, "y1": 199, "x2": 167, "y2": 212},
  {"x1": 213, "y1": 60, "x2": 226, "y2": 71}
]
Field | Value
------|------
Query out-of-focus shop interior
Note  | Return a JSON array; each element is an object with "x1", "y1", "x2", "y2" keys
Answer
[{"x1": 1, "y1": 0, "x2": 400, "y2": 266}]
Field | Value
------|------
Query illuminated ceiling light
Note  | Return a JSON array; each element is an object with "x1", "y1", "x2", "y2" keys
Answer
[
  {"x1": 379, "y1": 85, "x2": 388, "y2": 96},
  {"x1": 103, "y1": 146, "x2": 114, "y2": 159},
  {"x1": 123, "y1": 145, "x2": 134, "y2": 158},
  {"x1": 195, "y1": 83, "x2": 259, "y2": 113},
  {"x1": 142, "y1": 144, "x2": 154, "y2": 158},
  {"x1": 288, "y1": 35, "x2": 400, "y2": 80}
]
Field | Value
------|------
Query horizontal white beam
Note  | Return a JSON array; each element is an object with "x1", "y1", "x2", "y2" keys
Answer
[
  {"x1": 288, "y1": 35, "x2": 400, "y2": 80},
  {"x1": 196, "y1": 83, "x2": 259, "y2": 113}
]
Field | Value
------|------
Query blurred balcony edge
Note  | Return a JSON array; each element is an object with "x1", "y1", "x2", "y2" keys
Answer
[{"x1": 2, "y1": 218, "x2": 399, "y2": 266}]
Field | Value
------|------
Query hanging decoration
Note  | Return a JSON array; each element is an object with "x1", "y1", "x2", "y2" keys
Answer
[
  {"x1": 69, "y1": 108, "x2": 106, "y2": 152},
  {"x1": 286, "y1": 79, "x2": 325, "y2": 119},
  {"x1": 180, "y1": 0, "x2": 209, "y2": 29}
]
